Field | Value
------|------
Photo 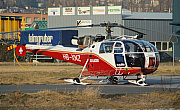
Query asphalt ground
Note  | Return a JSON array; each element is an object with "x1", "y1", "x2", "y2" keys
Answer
[{"x1": 0, "y1": 75, "x2": 180, "y2": 94}]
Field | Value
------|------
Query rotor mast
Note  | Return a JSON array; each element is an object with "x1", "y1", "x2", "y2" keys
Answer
[
  {"x1": 100, "y1": 22, "x2": 117, "y2": 40},
  {"x1": 88, "y1": 22, "x2": 146, "y2": 40}
]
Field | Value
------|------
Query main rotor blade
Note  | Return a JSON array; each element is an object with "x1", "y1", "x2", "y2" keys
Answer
[
  {"x1": 118, "y1": 25, "x2": 146, "y2": 35},
  {"x1": 128, "y1": 26, "x2": 180, "y2": 37},
  {"x1": 0, "y1": 25, "x2": 88, "y2": 34},
  {"x1": 88, "y1": 23, "x2": 146, "y2": 35},
  {"x1": 0, "y1": 22, "x2": 147, "y2": 38}
]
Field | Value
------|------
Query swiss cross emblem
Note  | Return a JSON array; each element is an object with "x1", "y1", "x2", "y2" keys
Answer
[{"x1": 16, "y1": 45, "x2": 26, "y2": 56}]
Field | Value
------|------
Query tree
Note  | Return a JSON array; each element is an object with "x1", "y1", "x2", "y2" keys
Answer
[
  {"x1": 54, "y1": 0, "x2": 60, "y2": 7},
  {"x1": 159, "y1": 0, "x2": 164, "y2": 12},
  {"x1": 46, "y1": 0, "x2": 53, "y2": 8},
  {"x1": 140, "y1": 0, "x2": 145, "y2": 12}
]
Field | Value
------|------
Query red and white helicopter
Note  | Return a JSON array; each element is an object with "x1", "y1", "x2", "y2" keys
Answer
[{"x1": 4, "y1": 22, "x2": 160, "y2": 86}]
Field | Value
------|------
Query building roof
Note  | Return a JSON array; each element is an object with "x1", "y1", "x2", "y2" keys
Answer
[
  {"x1": 122, "y1": 12, "x2": 172, "y2": 20},
  {"x1": 0, "y1": 15, "x2": 22, "y2": 20}
]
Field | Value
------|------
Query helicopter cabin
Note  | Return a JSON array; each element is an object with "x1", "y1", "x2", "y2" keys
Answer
[{"x1": 90, "y1": 39, "x2": 159, "y2": 69}]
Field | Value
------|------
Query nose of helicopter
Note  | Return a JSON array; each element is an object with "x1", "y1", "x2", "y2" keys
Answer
[
  {"x1": 119, "y1": 39, "x2": 160, "y2": 75},
  {"x1": 140, "y1": 52, "x2": 160, "y2": 75}
]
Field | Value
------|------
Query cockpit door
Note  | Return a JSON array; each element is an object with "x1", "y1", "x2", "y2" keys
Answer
[
  {"x1": 113, "y1": 42, "x2": 126, "y2": 67},
  {"x1": 99, "y1": 42, "x2": 115, "y2": 68},
  {"x1": 144, "y1": 53, "x2": 155, "y2": 68}
]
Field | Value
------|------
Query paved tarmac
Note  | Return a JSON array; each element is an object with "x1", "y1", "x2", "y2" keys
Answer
[{"x1": 0, "y1": 75, "x2": 180, "y2": 94}]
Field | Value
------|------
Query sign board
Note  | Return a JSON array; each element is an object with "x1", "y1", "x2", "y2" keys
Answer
[
  {"x1": 21, "y1": 23, "x2": 31, "y2": 28},
  {"x1": 20, "y1": 30, "x2": 78, "y2": 47},
  {"x1": 48, "y1": 8, "x2": 60, "y2": 16},
  {"x1": 63, "y1": 7, "x2": 75, "y2": 15},
  {"x1": 93, "y1": 7, "x2": 105, "y2": 15},
  {"x1": 108, "y1": 6, "x2": 122, "y2": 14},
  {"x1": 77, "y1": 7, "x2": 90, "y2": 15},
  {"x1": 77, "y1": 20, "x2": 92, "y2": 28}
]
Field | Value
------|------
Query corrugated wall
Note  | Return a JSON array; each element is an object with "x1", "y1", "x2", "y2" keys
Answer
[
  {"x1": 48, "y1": 6, "x2": 122, "y2": 37},
  {"x1": 123, "y1": 19, "x2": 172, "y2": 41},
  {"x1": 173, "y1": 0, "x2": 180, "y2": 59}
]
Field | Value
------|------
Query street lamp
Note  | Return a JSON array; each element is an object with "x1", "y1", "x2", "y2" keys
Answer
[
  {"x1": 11, "y1": 17, "x2": 16, "y2": 40},
  {"x1": 11, "y1": 17, "x2": 16, "y2": 66},
  {"x1": 0, "y1": 16, "x2": 1, "y2": 40},
  {"x1": 5, "y1": 17, "x2": 10, "y2": 40}
]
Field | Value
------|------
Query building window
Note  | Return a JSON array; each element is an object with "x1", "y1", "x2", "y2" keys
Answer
[
  {"x1": 26, "y1": 17, "x2": 31, "y2": 24},
  {"x1": 149, "y1": 41, "x2": 172, "y2": 51},
  {"x1": 34, "y1": 17, "x2": 39, "y2": 21},
  {"x1": 42, "y1": 18, "x2": 46, "y2": 20},
  {"x1": 149, "y1": 42, "x2": 155, "y2": 46},
  {"x1": 168, "y1": 42, "x2": 173, "y2": 51},
  {"x1": 162, "y1": 42, "x2": 168, "y2": 50},
  {"x1": 156, "y1": 42, "x2": 161, "y2": 50}
]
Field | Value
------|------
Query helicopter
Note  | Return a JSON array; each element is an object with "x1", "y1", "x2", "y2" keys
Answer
[{"x1": 4, "y1": 22, "x2": 160, "y2": 86}]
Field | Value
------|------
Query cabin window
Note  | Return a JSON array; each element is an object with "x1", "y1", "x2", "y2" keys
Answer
[
  {"x1": 143, "y1": 43, "x2": 153, "y2": 52},
  {"x1": 135, "y1": 40, "x2": 157, "y2": 52},
  {"x1": 114, "y1": 42, "x2": 123, "y2": 53},
  {"x1": 125, "y1": 53, "x2": 145, "y2": 67},
  {"x1": 115, "y1": 42, "x2": 122, "y2": 47},
  {"x1": 114, "y1": 54, "x2": 125, "y2": 67},
  {"x1": 147, "y1": 42, "x2": 158, "y2": 52},
  {"x1": 155, "y1": 53, "x2": 160, "y2": 67},
  {"x1": 123, "y1": 41, "x2": 143, "y2": 52},
  {"x1": 99, "y1": 42, "x2": 114, "y2": 53},
  {"x1": 149, "y1": 57, "x2": 155, "y2": 67}
]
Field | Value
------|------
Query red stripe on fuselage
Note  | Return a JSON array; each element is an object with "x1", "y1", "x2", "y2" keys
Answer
[
  {"x1": 27, "y1": 49, "x2": 115, "y2": 70},
  {"x1": 27, "y1": 49, "x2": 154, "y2": 76}
]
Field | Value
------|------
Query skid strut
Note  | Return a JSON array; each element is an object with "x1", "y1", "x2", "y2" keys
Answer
[
  {"x1": 127, "y1": 75, "x2": 149, "y2": 86},
  {"x1": 64, "y1": 59, "x2": 90, "y2": 85}
]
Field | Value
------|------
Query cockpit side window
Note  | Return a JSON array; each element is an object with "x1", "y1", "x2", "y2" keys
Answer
[
  {"x1": 114, "y1": 42, "x2": 123, "y2": 53},
  {"x1": 147, "y1": 42, "x2": 158, "y2": 52},
  {"x1": 143, "y1": 42, "x2": 153, "y2": 52},
  {"x1": 115, "y1": 43, "x2": 122, "y2": 47},
  {"x1": 99, "y1": 42, "x2": 114, "y2": 53},
  {"x1": 123, "y1": 41, "x2": 143, "y2": 52},
  {"x1": 134, "y1": 40, "x2": 158, "y2": 52}
]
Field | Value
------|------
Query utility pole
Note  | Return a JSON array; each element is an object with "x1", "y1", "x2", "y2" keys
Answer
[{"x1": 40, "y1": 9, "x2": 44, "y2": 21}]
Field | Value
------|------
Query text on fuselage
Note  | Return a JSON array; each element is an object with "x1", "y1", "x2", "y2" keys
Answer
[{"x1": 63, "y1": 54, "x2": 81, "y2": 62}]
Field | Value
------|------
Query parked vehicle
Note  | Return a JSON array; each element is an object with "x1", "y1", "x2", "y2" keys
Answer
[{"x1": 159, "y1": 52, "x2": 173, "y2": 62}]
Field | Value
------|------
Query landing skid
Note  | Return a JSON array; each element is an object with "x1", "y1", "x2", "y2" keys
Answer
[
  {"x1": 106, "y1": 75, "x2": 150, "y2": 86},
  {"x1": 64, "y1": 75, "x2": 150, "y2": 86},
  {"x1": 64, "y1": 58, "x2": 149, "y2": 86},
  {"x1": 127, "y1": 75, "x2": 150, "y2": 86},
  {"x1": 127, "y1": 80, "x2": 149, "y2": 86},
  {"x1": 64, "y1": 78, "x2": 90, "y2": 85}
]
